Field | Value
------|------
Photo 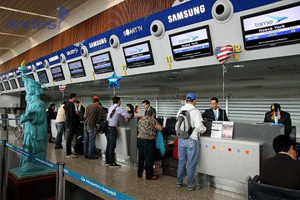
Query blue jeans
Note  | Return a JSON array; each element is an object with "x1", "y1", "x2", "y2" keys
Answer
[
  {"x1": 55, "y1": 122, "x2": 65, "y2": 148},
  {"x1": 105, "y1": 127, "x2": 117, "y2": 164},
  {"x1": 84, "y1": 126, "x2": 97, "y2": 156},
  {"x1": 177, "y1": 137, "x2": 199, "y2": 187}
]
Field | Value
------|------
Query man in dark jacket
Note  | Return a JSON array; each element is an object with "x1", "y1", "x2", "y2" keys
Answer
[
  {"x1": 260, "y1": 135, "x2": 300, "y2": 190},
  {"x1": 264, "y1": 103, "x2": 292, "y2": 135},
  {"x1": 202, "y1": 97, "x2": 229, "y2": 121},
  {"x1": 64, "y1": 93, "x2": 78, "y2": 158},
  {"x1": 47, "y1": 103, "x2": 56, "y2": 143}
]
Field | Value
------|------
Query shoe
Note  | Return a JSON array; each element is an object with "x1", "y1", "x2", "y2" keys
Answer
[
  {"x1": 88, "y1": 155, "x2": 99, "y2": 160},
  {"x1": 66, "y1": 154, "x2": 78, "y2": 158},
  {"x1": 85, "y1": 155, "x2": 88, "y2": 158},
  {"x1": 146, "y1": 176, "x2": 159, "y2": 180},
  {"x1": 105, "y1": 162, "x2": 110, "y2": 165},
  {"x1": 110, "y1": 163, "x2": 121, "y2": 168},
  {"x1": 73, "y1": 153, "x2": 78, "y2": 156},
  {"x1": 187, "y1": 186, "x2": 197, "y2": 191},
  {"x1": 48, "y1": 141, "x2": 55, "y2": 143},
  {"x1": 177, "y1": 184, "x2": 183, "y2": 188},
  {"x1": 55, "y1": 146, "x2": 63, "y2": 149}
]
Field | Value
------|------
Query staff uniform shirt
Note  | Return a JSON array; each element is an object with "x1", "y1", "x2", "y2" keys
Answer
[
  {"x1": 138, "y1": 116, "x2": 159, "y2": 140},
  {"x1": 177, "y1": 103, "x2": 206, "y2": 140},
  {"x1": 107, "y1": 104, "x2": 131, "y2": 127}
]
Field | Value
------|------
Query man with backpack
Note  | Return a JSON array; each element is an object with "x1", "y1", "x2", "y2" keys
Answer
[{"x1": 175, "y1": 93, "x2": 206, "y2": 191}]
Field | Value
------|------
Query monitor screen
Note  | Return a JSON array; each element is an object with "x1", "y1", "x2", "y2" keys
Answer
[
  {"x1": 0, "y1": 83, "x2": 4, "y2": 91},
  {"x1": 37, "y1": 70, "x2": 49, "y2": 84},
  {"x1": 123, "y1": 41, "x2": 154, "y2": 68},
  {"x1": 241, "y1": 2, "x2": 300, "y2": 50},
  {"x1": 27, "y1": 73, "x2": 35, "y2": 80},
  {"x1": 169, "y1": 25, "x2": 213, "y2": 61},
  {"x1": 10, "y1": 79, "x2": 18, "y2": 89},
  {"x1": 91, "y1": 52, "x2": 114, "y2": 74},
  {"x1": 3, "y1": 81, "x2": 10, "y2": 90},
  {"x1": 17, "y1": 77, "x2": 24, "y2": 88},
  {"x1": 68, "y1": 60, "x2": 86, "y2": 78},
  {"x1": 50, "y1": 65, "x2": 65, "y2": 82}
]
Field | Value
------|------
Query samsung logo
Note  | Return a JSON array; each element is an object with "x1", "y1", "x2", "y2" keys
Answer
[
  {"x1": 168, "y1": 5, "x2": 205, "y2": 23},
  {"x1": 123, "y1": 26, "x2": 143, "y2": 36},
  {"x1": 89, "y1": 38, "x2": 107, "y2": 48}
]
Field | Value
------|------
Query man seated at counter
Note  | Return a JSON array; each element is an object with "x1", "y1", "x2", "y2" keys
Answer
[
  {"x1": 260, "y1": 135, "x2": 300, "y2": 190},
  {"x1": 264, "y1": 103, "x2": 292, "y2": 135},
  {"x1": 137, "y1": 109, "x2": 163, "y2": 180},
  {"x1": 202, "y1": 97, "x2": 229, "y2": 121}
]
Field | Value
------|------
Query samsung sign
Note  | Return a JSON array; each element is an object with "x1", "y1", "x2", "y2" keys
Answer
[{"x1": 168, "y1": 5, "x2": 206, "y2": 23}]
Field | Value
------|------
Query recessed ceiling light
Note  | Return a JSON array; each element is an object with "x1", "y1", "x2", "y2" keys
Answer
[{"x1": 234, "y1": 65, "x2": 245, "y2": 68}]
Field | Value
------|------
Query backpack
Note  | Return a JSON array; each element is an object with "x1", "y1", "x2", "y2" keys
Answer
[
  {"x1": 97, "y1": 106, "x2": 117, "y2": 134},
  {"x1": 175, "y1": 109, "x2": 195, "y2": 139}
]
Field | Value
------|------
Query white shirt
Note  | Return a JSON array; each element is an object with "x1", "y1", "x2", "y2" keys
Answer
[
  {"x1": 55, "y1": 105, "x2": 66, "y2": 123},
  {"x1": 177, "y1": 103, "x2": 207, "y2": 140}
]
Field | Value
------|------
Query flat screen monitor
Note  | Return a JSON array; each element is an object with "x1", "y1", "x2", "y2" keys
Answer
[
  {"x1": 27, "y1": 73, "x2": 35, "y2": 80},
  {"x1": 3, "y1": 81, "x2": 10, "y2": 90},
  {"x1": 123, "y1": 41, "x2": 154, "y2": 68},
  {"x1": 91, "y1": 52, "x2": 114, "y2": 74},
  {"x1": 37, "y1": 70, "x2": 49, "y2": 84},
  {"x1": 0, "y1": 83, "x2": 4, "y2": 91},
  {"x1": 50, "y1": 65, "x2": 65, "y2": 82},
  {"x1": 169, "y1": 25, "x2": 213, "y2": 61},
  {"x1": 68, "y1": 60, "x2": 86, "y2": 78},
  {"x1": 10, "y1": 79, "x2": 18, "y2": 89},
  {"x1": 17, "y1": 77, "x2": 24, "y2": 88},
  {"x1": 241, "y1": 2, "x2": 300, "y2": 50}
]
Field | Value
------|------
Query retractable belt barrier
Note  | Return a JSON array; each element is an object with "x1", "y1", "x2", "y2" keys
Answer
[{"x1": 1, "y1": 139, "x2": 136, "y2": 200}]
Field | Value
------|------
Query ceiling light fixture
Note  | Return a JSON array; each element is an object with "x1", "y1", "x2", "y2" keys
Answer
[
  {"x1": 0, "y1": 32, "x2": 29, "y2": 38},
  {"x1": 233, "y1": 65, "x2": 245, "y2": 68},
  {"x1": 0, "y1": 6, "x2": 58, "y2": 20}
]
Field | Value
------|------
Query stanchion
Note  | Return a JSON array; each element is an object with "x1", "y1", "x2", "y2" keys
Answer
[
  {"x1": 1, "y1": 140, "x2": 8, "y2": 200},
  {"x1": 56, "y1": 162, "x2": 66, "y2": 200}
]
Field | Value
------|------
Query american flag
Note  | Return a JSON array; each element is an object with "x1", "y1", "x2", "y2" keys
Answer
[
  {"x1": 215, "y1": 45, "x2": 233, "y2": 65},
  {"x1": 59, "y1": 84, "x2": 67, "y2": 93}
]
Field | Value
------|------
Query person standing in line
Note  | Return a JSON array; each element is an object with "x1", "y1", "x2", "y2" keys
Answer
[
  {"x1": 64, "y1": 93, "x2": 78, "y2": 158},
  {"x1": 202, "y1": 97, "x2": 229, "y2": 121},
  {"x1": 106, "y1": 96, "x2": 130, "y2": 167},
  {"x1": 176, "y1": 93, "x2": 206, "y2": 191},
  {"x1": 84, "y1": 98, "x2": 105, "y2": 159},
  {"x1": 137, "y1": 109, "x2": 163, "y2": 180},
  {"x1": 54, "y1": 101, "x2": 66, "y2": 149},
  {"x1": 47, "y1": 103, "x2": 57, "y2": 143}
]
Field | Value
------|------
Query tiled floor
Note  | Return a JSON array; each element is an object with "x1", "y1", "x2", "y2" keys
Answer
[{"x1": 1, "y1": 129, "x2": 247, "y2": 200}]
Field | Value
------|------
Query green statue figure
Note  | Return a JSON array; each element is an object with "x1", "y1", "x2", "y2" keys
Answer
[{"x1": 11, "y1": 61, "x2": 52, "y2": 178}]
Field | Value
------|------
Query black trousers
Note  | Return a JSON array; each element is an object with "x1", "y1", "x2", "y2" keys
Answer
[
  {"x1": 66, "y1": 126, "x2": 77, "y2": 156},
  {"x1": 137, "y1": 138, "x2": 155, "y2": 179}
]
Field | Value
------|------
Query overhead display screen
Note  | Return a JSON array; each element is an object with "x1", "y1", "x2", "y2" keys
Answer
[
  {"x1": 10, "y1": 79, "x2": 18, "y2": 89},
  {"x1": 169, "y1": 25, "x2": 213, "y2": 61},
  {"x1": 3, "y1": 81, "x2": 10, "y2": 90},
  {"x1": 68, "y1": 60, "x2": 86, "y2": 78},
  {"x1": 91, "y1": 52, "x2": 114, "y2": 74},
  {"x1": 123, "y1": 41, "x2": 154, "y2": 68},
  {"x1": 0, "y1": 83, "x2": 4, "y2": 91},
  {"x1": 241, "y1": 2, "x2": 300, "y2": 50},
  {"x1": 37, "y1": 70, "x2": 49, "y2": 84},
  {"x1": 27, "y1": 73, "x2": 35, "y2": 80},
  {"x1": 50, "y1": 65, "x2": 65, "y2": 82},
  {"x1": 17, "y1": 77, "x2": 24, "y2": 88}
]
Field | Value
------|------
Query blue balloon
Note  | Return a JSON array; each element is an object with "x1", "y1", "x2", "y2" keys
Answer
[{"x1": 108, "y1": 71, "x2": 122, "y2": 89}]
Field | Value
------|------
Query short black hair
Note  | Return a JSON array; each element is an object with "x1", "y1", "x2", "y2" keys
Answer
[
  {"x1": 69, "y1": 93, "x2": 77, "y2": 99},
  {"x1": 127, "y1": 104, "x2": 134, "y2": 111},
  {"x1": 146, "y1": 108, "x2": 156, "y2": 116},
  {"x1": 270, "y1": 103, "x2": 281, "y2": 111},
  {"x1": 210, "y1": 97, "x2": 218, "y2": 103},
  {"x1": 93, "y1": 99, "x2": 99, "y2": 103},
  {"x1": 49, "y1": 103, "x2": 55, "y2": 108},
  {"x1": 112, "y1": 96, "x2": 120, "y2": 104},
  {"x1": 75, "y1": 100, "x2": 80, "y2": 104},
  {"x1": 273, "y1": 135, "x2": 295, "y2": 153},
  {"x1": 142, "y1": 100, "x2": 150, "y2": 105}
]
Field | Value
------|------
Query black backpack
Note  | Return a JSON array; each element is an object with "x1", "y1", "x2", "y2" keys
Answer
[
  {"x1": 175, "y1": 109, "x2": 195, "y2": 139},
  {"x1": 97, "y1": 106, "x2": 117, "y2": 134}
]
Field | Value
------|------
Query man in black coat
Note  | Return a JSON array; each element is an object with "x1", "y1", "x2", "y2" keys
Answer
[
  {"x1": 264, "y1": 103, "x2": 292, "y2": 135},
  {"x1": 202, "y1": 97, "x2": 229, "y2": 121},
  {"x1": 260, "y1": 135, "x2": 300, "y2": 190}
]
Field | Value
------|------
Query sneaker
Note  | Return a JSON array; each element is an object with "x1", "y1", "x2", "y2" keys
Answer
[
  {"x1": 105, "y1": 162, "x2": 110, "y2": 165},
  {"x1": 88, "y1": 155, "x2": 99, "y2": 160},
  {"x1": 177, "y1": 184, "x2": 183, "y2": 188},
  {"x1": 66, "y1": 154, "x2": 78, "y2": 158},
  {"x1": 187, "y1": 186, "x2": 197, "y2": 191},
  {"x1": 110, "y1": 163, "x2": 121, "y2": 168}
]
